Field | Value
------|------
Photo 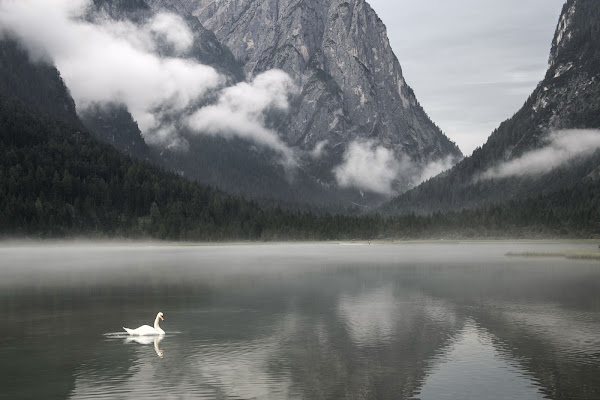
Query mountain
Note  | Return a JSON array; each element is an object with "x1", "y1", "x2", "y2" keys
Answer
[
  {"x1": 146, "y1": 0, "x2": 460, "y2": 158},
  {"x1": 89, "y1": 0, "x2": 461, "y2": 207},
  {"x1": 82, "y1": 0, "x2": 348, "y2": 209},
  {"x1": 384, "y1": 0, "x2": 600, "y2": 215}
]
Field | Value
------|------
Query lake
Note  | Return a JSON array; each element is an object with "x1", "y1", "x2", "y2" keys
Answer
[{"x1": 1, "y1": 241, "x2": 599, "y2": 399}]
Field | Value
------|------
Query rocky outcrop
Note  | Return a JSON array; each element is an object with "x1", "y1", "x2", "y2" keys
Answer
[{"x1": 531, "y1": 0, "x2": 600, "y2": 135}]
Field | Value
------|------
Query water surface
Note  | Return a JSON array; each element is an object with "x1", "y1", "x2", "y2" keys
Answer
[{"x1": 1, "y1": 241, "x2": 599, "y2": 399}]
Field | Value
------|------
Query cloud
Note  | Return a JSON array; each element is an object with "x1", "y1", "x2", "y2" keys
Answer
[
  {"x1": 417, "y1": 155, "x2": 456, "y2": 183},
  {"x1": 333, "y1": 140, "x2": 459, "y2": 195},
  {"x1": 479, "y1": 130, "x2": 600, "y2": 180},
  {"x1": 186, "y1": 70, "x2": 298, "y2": 166},
  {"x1": 309, "y1": 140, "x2": 329, "y2": 159},
  {"x1": 148, "y1": 13, "x2": 194, "y2": 54},
  {"x1": 0, "y1": 0, "x2": 297, "y2": 156},
  {"x1": 333, "y1": 141, "x2": 404, "y2": 195}
]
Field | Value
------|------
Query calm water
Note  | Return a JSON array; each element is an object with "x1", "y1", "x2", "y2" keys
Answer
[{"x1": 1, "y1": 242, "x2": 600, "y2": 399}]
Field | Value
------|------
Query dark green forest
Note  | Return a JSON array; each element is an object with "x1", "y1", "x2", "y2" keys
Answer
[{"x1": 2, "y1": 94, "x2": 600, "y2": 241}]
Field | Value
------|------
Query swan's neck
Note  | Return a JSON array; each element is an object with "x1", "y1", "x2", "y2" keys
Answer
[{"x1": 154, "y1": 315, "x2": 161, "y2": 330}]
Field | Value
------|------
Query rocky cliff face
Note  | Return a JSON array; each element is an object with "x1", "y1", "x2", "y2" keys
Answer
[
  {"x1": 531, "y1": 0, "x2": 600, "y2": 135},
  {"x1": 384, "y1": 0, "x2": 600, "y2": 215},
  {"x1": 145, "y1": 0, "x2": 462, "y2": 185}
]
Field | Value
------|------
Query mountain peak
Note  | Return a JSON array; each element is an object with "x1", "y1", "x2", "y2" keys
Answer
[
  {"x1": 549, "y1": 0, "x2": 577, "y2": 68},
  {"x1": 548, "y1": 0, "x2": 600, "y2": 75},
  {"x1": 145, "y1": 0, "x2": 462, "y2": 199}
]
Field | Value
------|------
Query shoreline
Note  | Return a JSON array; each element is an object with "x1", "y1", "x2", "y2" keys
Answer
[{"x1": 0, "y1": 238, "x2": 599, "y2": 248}]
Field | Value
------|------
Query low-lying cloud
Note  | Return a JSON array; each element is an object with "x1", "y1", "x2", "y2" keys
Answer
[
  {"x1": 417, "y1": 155, "x2": 456, "y2": 183},
  {"x1": 186, "y1": 70, "x2": 298, "y2": 166},
  {"x1": 479, "y1": 130, "x2": 600, "y2": 180},
  {"x1": 333, "y1": 140, "x2": 457, "y2": 195},
  {"x1": 334, "y1": 141, "x2": 402, "y2": 195},
  {"x1": 0, "y1": 0, "x2": 296, "y2": 157}
]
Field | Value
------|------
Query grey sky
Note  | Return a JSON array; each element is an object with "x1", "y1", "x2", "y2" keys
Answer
[{"x1": 368, "y1": 0, "x2": 566, "y2": 155}]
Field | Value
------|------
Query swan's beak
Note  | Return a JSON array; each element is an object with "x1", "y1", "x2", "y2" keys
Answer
[{"x1": 160, "y1": 316, "x2": 164, "y2": 321}]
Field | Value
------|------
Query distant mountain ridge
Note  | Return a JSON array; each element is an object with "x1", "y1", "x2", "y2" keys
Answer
[
  {"x1": 383, "y1": 0, "x2": 600, "y2": 215},
  {"x1": 84, "y1": 0, "x2": 461, "y2": 208}
]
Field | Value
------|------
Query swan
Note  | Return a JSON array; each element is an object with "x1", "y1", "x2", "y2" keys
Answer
[{"x1": 124, "y1": 312, "x2": 165, "y2": 335}]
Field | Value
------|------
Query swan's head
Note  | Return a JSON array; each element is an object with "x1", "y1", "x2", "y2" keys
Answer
[{"x1": 157, "y1": 312, "x2": 164, "y2": 321}]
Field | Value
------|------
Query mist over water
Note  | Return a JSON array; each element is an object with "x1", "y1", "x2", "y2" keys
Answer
[{"x1": 1, "y1": 242, "x2": 600, "y2": 399}]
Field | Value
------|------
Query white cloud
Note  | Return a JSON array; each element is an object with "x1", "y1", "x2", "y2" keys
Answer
[
  {"x1": 148, "y1": 13, "x2": 194, "y2": 54},
  {"x1": 186, "y1": 70, "x2": 298, "y2": 166},
  {"x1": 417, "y1": 155, "x2": 456, "y2": 183},
  {"x1": 333, "y1": 140, "x2": 459, "y2": 195},
  {"x1": 333, "y1": 141, "x2": 403, "y2": 195},
  {"x1": 479, "y1": 130, "x2": 600, "y2": 180}
]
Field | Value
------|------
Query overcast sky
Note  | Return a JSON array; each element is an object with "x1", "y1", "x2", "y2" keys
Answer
[{"x1": 368, "y1": 0, "x2": 566, "y2": 155}]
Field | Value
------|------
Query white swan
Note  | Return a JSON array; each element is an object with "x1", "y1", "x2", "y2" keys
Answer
[{"x1": 124, "y1": 312, "x2": 165, "y2": 335}]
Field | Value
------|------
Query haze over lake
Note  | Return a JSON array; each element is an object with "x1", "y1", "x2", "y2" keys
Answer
[{"x1": 1, "y1": 242, "x2": 600, "y2": 399}]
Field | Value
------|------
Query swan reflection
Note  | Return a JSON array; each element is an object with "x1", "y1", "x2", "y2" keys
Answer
[{"x1": 124, "y1": 335, "x2": 164, "y2": 357}]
